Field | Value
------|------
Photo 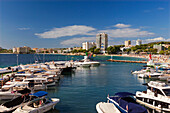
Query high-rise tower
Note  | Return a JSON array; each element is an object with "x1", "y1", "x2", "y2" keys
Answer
[{"x1": 96, "y1": 33, "x2": 108, "y2": 53}]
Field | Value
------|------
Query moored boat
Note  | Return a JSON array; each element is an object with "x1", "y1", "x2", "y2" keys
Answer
[
  {"x1": 96, "y1": 102, "x2": 120, "y2": 113},
  {"x1": 13, "y1": 91, "x2": 60, "y2": 113},
  {"x1": 136, "y1": 81, "x2": 170, "y2": 112},
  {"x1": 107, "y1": 92, "x2": 148, "y2": 113}
]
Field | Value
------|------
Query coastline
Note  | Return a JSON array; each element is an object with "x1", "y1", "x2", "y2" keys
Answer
[{"x1": 0, "y1": 52, "x2": 169, "y2": 63}]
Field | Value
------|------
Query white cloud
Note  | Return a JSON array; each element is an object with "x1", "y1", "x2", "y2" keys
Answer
[
  {"x1": 61, "y1": 37, "x2": 95, "y2": 46},
  {"x1": 18, "y1": 28, "x2": 30, "y2": 30},
  {"x1": 157, "y1": 7, "x2": 164, "y2": 10},
  {"x1": 145, "y1": 37, "x2": 165, "y2": 42},
  {"x1": 99, "y1": 28, "x2": 154, "y2": 38},
  {"x1": 34, "y1": 23, "x2": 158, "y2": 47},
  {"x1": 114, "y1": 23, "x2": 131, "y2": 28},
  {"x1": 35, "y1": 25, "x2": 96, "y2": 38},
  {"x1": 142, "y1": 37, "x2": 170, "y2": 44}
]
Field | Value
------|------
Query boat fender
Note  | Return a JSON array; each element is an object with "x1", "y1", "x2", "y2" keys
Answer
[
  {"x1": 158, "y1": 105, "x2": 161, "y2": 108},
  {"x1": 126, "y1": 105, "x2": 128, "y2": 111}
]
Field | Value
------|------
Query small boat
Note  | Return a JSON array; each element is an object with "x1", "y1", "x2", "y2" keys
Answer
[
  {"x1": 136, "y1": 81, "x2": 170, "y2": 112},
  {"x1": 158, "y1": 74, "x2": 170, "y2": 80},
  {"x1": 0, "y1": 88, "x2": 32, "y2": 113},
  {"x1": 74, "y1": 62, "x2": 91, "y2": 68},
  {"x1": 107, "y1": 92, "x2": 148, "y2": 113},
  {"x1": 13, "y1": 91, "x2": 60, "y2": 113},
  {"x1": 76, "y1": 56, "x2": 100, "y2": 67},
  {"x1": 0, "y1": 83, "x2": 27, "y2": 100},
  {"x1": 138, "y1": 72, "x2": 163, "y2": 79},
  {"x1": 96, "y1": 102, "x2": 120, "y2": 113}
]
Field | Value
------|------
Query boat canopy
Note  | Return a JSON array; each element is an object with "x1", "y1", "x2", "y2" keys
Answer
[
  {"x1": 115, "y1": 92, "x2": 135, "y2": 97},
  {"x1": 128, "y1": 102, "x2": 148, "y2": 113},
  {"x1": 30, "y1": 91, "x2": 48, "y2": 97}
]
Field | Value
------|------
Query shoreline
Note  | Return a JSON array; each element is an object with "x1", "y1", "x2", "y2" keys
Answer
[{"x1": 0, "y1": 53, "x2": 169, "y2": 63}]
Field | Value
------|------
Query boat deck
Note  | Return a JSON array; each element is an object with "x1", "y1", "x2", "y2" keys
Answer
[{"x1": 96, "y1": 102, "x2": 120, "y2": 113}]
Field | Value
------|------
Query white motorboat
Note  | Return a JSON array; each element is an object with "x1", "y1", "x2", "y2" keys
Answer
[
  {"x1": 0, "y1": 83, "x2": 24, "y2": 100},
  {"x1": 96, "y1": 102, "x2": 120, "y2": 113},
  {"x1": 23, "y1": 77, "x2": 56, "y2": 88},
  {"x1": 74, "y1": 56, "x2": 100, "y2": 68},
  {"x1": 13, "y1": 92, "x2": 60, "y2": 113},
  {"x1": 0, "y1": 90, "x2": 46, "y2": 113},
  {"x1": 158, "y1": 74, "x2": 170, "y2": 80},
  {"x1": 74, "y1": 61, "x2": 91, "y2": 68},
  {"x1": 138, "y1": 72, "x2": 163, "y2": 79},
  {"x1": 136, "y1": 81, "x2": 170, "y2": 112}
]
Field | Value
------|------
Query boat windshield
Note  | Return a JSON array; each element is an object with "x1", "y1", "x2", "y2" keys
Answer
[{"x1": 162, "y1": 89, "x2": 170, "y2": 96}]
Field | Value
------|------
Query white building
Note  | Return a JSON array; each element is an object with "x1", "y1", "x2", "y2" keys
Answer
[
  {"x1": 136, "y1": 39, "x2": 142, "y2": 45},
  {"x1": 13, "y1": 46, "x2": 31, "y2": 54},
  {"x1": 82, "y1": 42, "x2": 96, "y2": 50},
  {"x1": 125, "y1": 40, "x2": 131, "y2": 47},
  {"x1": 96, "y1": 33, "x2": 108, "y2": 53},
  {"x1": 153, "y1": 44, "x2": 164, "y2": 53}
]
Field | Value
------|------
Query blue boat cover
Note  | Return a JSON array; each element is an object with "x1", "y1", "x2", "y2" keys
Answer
[
  {"x1": 109, "y1": 95, "x2": 148, "y2": 113},
  {"x1": 128, "y1": 103, "x2": 148, "y2": 113},
  {"x1": 115, "y1": 92, "x2": 135, "y2": 97},
  {"x1": 30, "y1": 91, "x2": 48, "y2": 97}
]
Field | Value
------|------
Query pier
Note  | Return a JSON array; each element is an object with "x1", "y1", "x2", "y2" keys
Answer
[{"x1": 107, "y1": 59, "x2": 147, "y2": 64}]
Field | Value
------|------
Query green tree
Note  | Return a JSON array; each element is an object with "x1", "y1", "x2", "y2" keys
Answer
[
  {"x1": 168, "y1": 46, "x2": 170, "y2": 51},
  {"x1": 159, "y1": 50, "x2": 164, "y2": 55},
  {"x1": 89, "y1": 46, "x2": 96, "y2": 53},
  {"x1": 94, "y1": 48, "x2": 100, "y2": 54},
  {"x1": 72, "y1": 49, "x2": 78, "y2": 53}
]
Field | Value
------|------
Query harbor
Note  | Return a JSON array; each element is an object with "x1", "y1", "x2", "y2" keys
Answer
[{"x1": 0, "y1": 54, "x2": 169, "y2": 113}]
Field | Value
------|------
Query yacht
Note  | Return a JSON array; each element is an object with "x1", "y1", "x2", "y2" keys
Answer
[
  {"x1": 138, "y1": 72, "x2": 163, "y2": 79},
  {"x1": 158, "y1": 74, "x2": 170, "y2": 80},
  {"x1": 74, "y1": 56, "x2": 100, "y2": 67},
  {"x1": 136, "y1": 81, "x2": 170, "y2": 112}
]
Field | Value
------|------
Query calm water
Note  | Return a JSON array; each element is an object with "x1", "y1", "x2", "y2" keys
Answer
[{"x1": 0, "y1": 54, "x2": 149, "y2": 113}]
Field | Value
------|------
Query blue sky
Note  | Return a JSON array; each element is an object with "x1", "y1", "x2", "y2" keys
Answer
[{"x1": 0, "y1": 0, "x2": 170, "y2": 49}]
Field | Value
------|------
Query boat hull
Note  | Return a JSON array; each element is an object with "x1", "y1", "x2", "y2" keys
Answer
[
  {"x1": 0, "y1": 93, "x2": 21, "y2": 100},
  {"x1": 136, "y1": 92, "x2": 170, "y2": 112}
]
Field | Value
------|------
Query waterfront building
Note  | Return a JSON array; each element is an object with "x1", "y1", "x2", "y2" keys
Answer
[
  {"x1": 32, "y1": 48, "x2": 40, "y2": 53},
  {"x1": 162, "y1": 44, "x2": 170, "y2": 49},
  {"x1": 125, "y1": 40, "x2": 131, "y2": 47},
  {"x1": 96, "y1": 33, "x2": 108, "y2": 53},
  {"x1": 153, "y1": 44, "x2": 164, "y2": 53},
  {"x1": 82, "y1": 42, "x2": 96, "y2": 50},
  {"x1": 13, "y1": 46, "x2": 31, "y2": 54},
  {"x1": 63, "y1": 48, "x2": 73, "y2": 53},
  {"x1": 39, "y1": 48, "x2": 47, "y2": 53},
  {"x1": 136, "y1": 39, "x2": 142, "y2": 45}
]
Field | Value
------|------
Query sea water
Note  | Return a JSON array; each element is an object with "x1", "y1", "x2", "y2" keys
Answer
[{"x1": 0, "y1": 54, "x2": 150, "y2": 113}]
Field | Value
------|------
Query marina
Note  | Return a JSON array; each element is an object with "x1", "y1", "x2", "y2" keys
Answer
[
  {"x1": 1, "y1": 0, "x2": 170, "y2": 113},
  {"x1": 0, "y1": 54, "x2": 169, "y2": 113}
]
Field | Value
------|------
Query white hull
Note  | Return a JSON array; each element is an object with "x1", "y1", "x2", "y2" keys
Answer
[
  {"x1": 136, "y1": 99, "x2": 170, "y2": 112},
  {"x1": 96, "y1": 102, "x2": 120, "y2": 113},
  {"x1": 14, "y1": 98, "x2": 60, "y2": 113},
  {"x1": 0, "y1": 93, "x2": 21, "y2": 100}
]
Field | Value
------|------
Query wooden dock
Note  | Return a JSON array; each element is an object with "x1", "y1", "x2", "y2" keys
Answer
[{"x1": 107, "y1": 59, "x2": 147, "y2": 64}]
